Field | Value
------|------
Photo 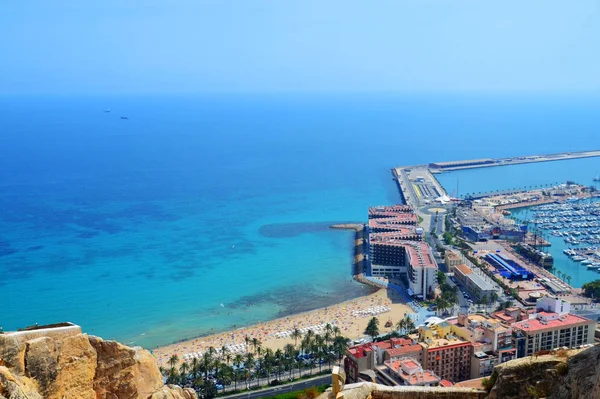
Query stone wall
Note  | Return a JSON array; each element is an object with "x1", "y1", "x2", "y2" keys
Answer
[{"x1": 320, "y1": 382, "x2": 486, "y2": 399}]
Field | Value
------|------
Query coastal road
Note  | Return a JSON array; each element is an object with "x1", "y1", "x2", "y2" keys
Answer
[{"x1": 222, "y1": 375, "x2": 330, "y2": 399}]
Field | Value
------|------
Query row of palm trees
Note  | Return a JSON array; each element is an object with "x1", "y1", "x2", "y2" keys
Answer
[
  {"x1": 364, "y1": 314, "x2": 416, "y2": 341},
  {"x1": 160, "y1": 324, "x2": 351, "y2": 398}
]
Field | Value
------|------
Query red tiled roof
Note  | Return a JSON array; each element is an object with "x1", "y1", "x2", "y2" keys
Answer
[
  {"x1": 440, "y1": 380, "x2": 453, "y2": 387},
  {"x1": 386, "y1": 345, "x2": 422, "y2": 357},
  {"x1": 372, "y1": 341, "x2": 392, "y2": 350}
]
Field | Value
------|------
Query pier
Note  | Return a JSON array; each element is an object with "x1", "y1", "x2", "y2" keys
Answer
[
  {"x1": 427, "y1": 150, "x2": 600, "y2": 172},
  {"x1": 392, "y1": 150, "x2": 600, "y2": 211}
]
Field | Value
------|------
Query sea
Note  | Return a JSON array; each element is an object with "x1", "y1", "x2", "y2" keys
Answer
[{"x1": 1, "y1": 93, "x2": 600, "y2": 348}]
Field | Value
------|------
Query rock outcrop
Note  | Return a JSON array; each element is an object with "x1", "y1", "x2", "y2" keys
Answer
[
  {"x1": 486, "y1": 345, "x2": 600, "y2": 399},
  {"x1": 0, "y1": 324, "x2": 197, "y2": 399}
]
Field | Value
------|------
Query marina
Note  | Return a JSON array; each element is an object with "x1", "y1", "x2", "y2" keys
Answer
[{"x1": 529, "y1": 201, "x2": 600, "y2": 271}]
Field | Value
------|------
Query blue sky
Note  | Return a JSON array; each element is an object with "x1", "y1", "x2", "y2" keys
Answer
[{"x1": 1, "y1": 0, "x2": 599, "y2": 94}]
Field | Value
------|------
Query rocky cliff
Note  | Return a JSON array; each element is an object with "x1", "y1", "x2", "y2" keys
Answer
[
  {"x1": 0, "y1": 323, "x2": 196, "y2": 399},
  {"x1": 486, "y1": 345, "x2": 600, "y2": 399}
]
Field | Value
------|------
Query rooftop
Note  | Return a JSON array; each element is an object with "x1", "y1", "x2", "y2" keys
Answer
[
  {"x1": 423, "y1": 338, "x2": 471, "y2": 350},
  {"x1": 405, "y1": 242, "x2": 437, "y2": 269},
  {"x1": 454, "y1": 263, "x2": 472, "y2": 276},
  {"x1": 466, "y1": 272, "x2": 495, "y2": 292},
  {"x1": 386, "y1": 344, "x2": 422, "y2": 357},
  {"x1": 369, "y1": 229, "x2": 421, "y2": 240},
  {"x1": 369, "y1": 205, "x2": 414, "y2": 216},
  {"x1": 368, "y1": 213, "x2": 418, "y2": 225},
  {"x1": 512, "y1": 312, "x2": 592, "y2": 333},
  {"x1": 386, "y1": 360, "x2": 441, "y2": 386}
]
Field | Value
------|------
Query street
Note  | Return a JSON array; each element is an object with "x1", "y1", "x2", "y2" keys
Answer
[{"x1": 221, "y1": 375, "x2": 331, "y2": 399}]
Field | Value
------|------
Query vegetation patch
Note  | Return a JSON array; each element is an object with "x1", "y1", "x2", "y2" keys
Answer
[{"x1": 263, "y1": 384, "x2": 329, "y2": 399}]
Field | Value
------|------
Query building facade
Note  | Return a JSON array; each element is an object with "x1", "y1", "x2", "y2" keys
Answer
[
  {"x1": 453, "y1": 264, "x2": 496, "y2": 301},
  {"x1": 444, "y1": 250, "x2": 462, "y2": 273},
  {"x1": 418, "y1": 320, "x2": 473, "y2": 382},
  {"x1": 513, "y1": 311, "x2": 595, "y2": 358}
]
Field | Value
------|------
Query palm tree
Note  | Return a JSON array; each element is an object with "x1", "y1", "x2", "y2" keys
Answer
[
  {"x1": 300, "y1": 335, "x2": 310, "y2": 357},
  {"x1": 333, "y1": 326, "x2": 341, "y2": 337},
  {"x1": 291, "y1": 327, "x2": 302, "y2": 348},
  {"x1": 305, "y1": 329, "x2": 315, "y2": 348},
  {"x1": 274, "y1": 348, "x2": 283, "y2": 380},
  {"x1": 167, "y1": 367, "x2": 179, "y2": 385},
  {"x1": 190, "y1": 357, "x2": 200, "y2": 381},
  {"x1": 490, "y1": 292, "x2": 499, "y2": 304},
  {"x1": 403, "y1": 315, "x2": 415, "y2": 333},
  {"x1": 314, "y1": 335, "x2": 325, "y2": 373},
  {"x1": 202, "y1": 350, "x2": 214, "y2": 382},
  {"x1": 168, "y1": 354, "x2": 179, "y2": 369},
  {"x1": 244, "y1": 335, "x2": 251, "y2": 353},
  {"x1": 251, "y1": 337, "x2": 260, "y2": 354},
  {"x1": 263, "y1": 348, "x2": 274, "y2": 384},
  {"x1": 365, "y1": 317, "x2": 380, "y2": 341},
  {"x1": 244, "y1": 353, "x2": 254, "y2": 389},
  {"x1": 233, "y1": 354, "x2": 243, "y2": 391},
  {"x1": 435, "y1": 296, "x2": 449, "y2": 316},
  {"x1": 333, "y1": 336, "x2": 350, "y2": 366},
  {"x1": 396, "y1": 318, "x2": 406, "y2": 334},
  {"x1": 221, "y1": 346, "x2": 230, "y2": 365},
  {"x1": 284, "y1": 343, "x2": 296, "y2": 379},
  {"x1": 179, "y1": 361, "x2": 190, "y2": 385}
]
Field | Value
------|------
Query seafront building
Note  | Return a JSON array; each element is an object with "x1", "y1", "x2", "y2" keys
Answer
[
  {"x1": 366, "y1": 205, "x2": 437, "y2": 298},
  {"x1": 512, "y1": 297, "x2": 595, "y2": 357}
]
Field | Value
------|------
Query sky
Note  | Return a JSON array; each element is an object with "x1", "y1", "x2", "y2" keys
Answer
[{"x1": 1, "y1": 0, "x2": 599, "y2": 94}]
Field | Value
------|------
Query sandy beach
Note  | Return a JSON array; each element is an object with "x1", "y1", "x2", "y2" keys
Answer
[{"x1": 153, "y1": 288, "x2": 412, "y2": 366}]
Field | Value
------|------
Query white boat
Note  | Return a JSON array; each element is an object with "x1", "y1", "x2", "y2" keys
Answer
[
  {"x1": 572, "y1": 256, "x2": 586, "y2": 262},
  {"x1": 582, "y1": 259, "x2": 593, "y2": 265}
]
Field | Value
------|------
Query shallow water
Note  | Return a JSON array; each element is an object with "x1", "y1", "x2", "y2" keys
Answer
[{"x1": 1, "y1": 94, "x2": 599, "y2": 347}]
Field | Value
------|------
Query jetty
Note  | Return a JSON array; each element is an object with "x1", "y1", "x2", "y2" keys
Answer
[{"x1": 392, "y1": 150, "x2": 600, "y2": 211}]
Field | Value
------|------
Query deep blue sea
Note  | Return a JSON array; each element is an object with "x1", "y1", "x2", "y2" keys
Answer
[{"x1": 1, "y1": 94, "x2": 600, "y2": 348}]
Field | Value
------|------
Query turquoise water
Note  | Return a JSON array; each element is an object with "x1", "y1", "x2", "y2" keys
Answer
[{"x1": 2, "y1": 94, "x2": 600, "y2": 347}]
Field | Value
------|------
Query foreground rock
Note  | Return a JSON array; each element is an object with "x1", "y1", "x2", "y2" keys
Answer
[
  {"x1": 488, "y1": 345, "x2": 600, "y2": 399},
  {"x1": 0, "y1": 323, "x2": 196, "y2": 399}
]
